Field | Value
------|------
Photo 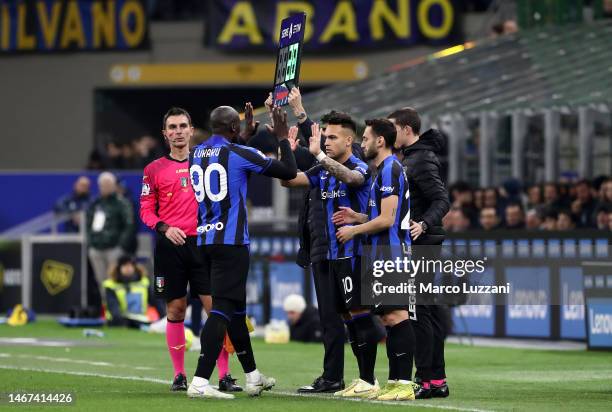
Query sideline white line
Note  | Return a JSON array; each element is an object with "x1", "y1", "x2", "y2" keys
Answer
[
  {"x1": 0, "y1": 365, "x2": 494, "y2": 412},
  {"x1": 0, "y1": 353, "x2": 154, "y2": 370}
]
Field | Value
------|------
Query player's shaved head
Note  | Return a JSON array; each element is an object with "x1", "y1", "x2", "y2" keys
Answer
[{"x1": 210, "y1": 106, "x2": 240, "y2": 137}]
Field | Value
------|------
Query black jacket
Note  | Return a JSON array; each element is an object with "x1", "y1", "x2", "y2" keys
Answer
[
  {"x1": 402, "y1": 129, "x2": 450, "y2": 244},
  {"x1": 296, "y1": 118, "x2": 329, "y2": 266},
  {"x1": 289, "y1": 306, "x2": 323, "y2": 343}
]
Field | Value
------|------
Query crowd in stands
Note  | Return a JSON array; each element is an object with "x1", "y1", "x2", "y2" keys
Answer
[
  {"x1": 87, "y1": 131, "x2": 211, "y2": 171},
  {"x1": 444, "y1": 177, "x2": 612, "y2": 232}
]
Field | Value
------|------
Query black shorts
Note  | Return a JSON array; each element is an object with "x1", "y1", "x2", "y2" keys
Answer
[
  {"x1": 200, "y1": 244, "x2": 249, "y2": 302},
  {"x1": 154, "y1": 235, "x2": 210, "y2": 302},
  {"x1": 330, "y1": 256, "x2": 362, "y2": 313}
]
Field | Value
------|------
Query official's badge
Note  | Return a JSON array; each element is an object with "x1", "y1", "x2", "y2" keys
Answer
[{"x1": 180, "y1": 177, "x2": 188, "y2": 187}]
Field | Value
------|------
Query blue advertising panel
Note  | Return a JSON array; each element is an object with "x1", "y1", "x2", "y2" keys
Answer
[
  {"x1": 505, "y1": 267, "x2": 551, "y2": 338},
  {"x1": 452, "y1": 268, "x2": 495, "y2": 336},
  {"x1": 586, "y1": 297, "x2": 612, "y2": 349},
  {"x1": 560, "y1": 267, "x2": 585, "y2": 339},
  {"x1": 269, "y1": 262, "x2": 304, "y2": 321},
  {"x1": 246, "y1": 260, "x2": 265, "y2": 325}
]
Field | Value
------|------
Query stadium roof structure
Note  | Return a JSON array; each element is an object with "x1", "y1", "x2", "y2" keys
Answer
[{"x1": 260, "y1": 20, "x2": 612, "y2": 123}]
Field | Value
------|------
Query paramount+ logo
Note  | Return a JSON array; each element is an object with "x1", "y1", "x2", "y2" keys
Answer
[
  {"x1": 197, "y1": 222, "x2": 225, "y2": 234},
  {"x1": 40, "y1": 260, "x2": 74, "y2": 296}
]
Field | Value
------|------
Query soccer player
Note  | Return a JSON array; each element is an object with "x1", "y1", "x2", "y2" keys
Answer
[
  {"x1": 140, "y1": 107, "x2": 240, "y2": 392},
  {"x1": 335, "y1": 118, "x2": 416, "y2": 401},
  {"x1": 187, "y1": 106, "x2": 297, "y2": 399},
  {"x1": 281, "y1": 115, "x2": 383, "y2": 398}
]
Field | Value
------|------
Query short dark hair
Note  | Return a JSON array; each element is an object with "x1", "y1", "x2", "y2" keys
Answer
[
  {"x1": 506, "y1": 202, "x2": 524, "y2": 212},
  {"x1": 365, "y1": 118, "x2": 396, "y2": 148},
  {"x1": 163, "y1": 107, "x2": 192, "y2": 129},
  {"x1": 576, "y1": 178, "x2": 591, "y2": 188},
  {"x1": 321, "y1": 110, "x2": 357, "y2": 135},
  {"x1": 387, "y1": 107, "x2": 421, "y2": 134}
]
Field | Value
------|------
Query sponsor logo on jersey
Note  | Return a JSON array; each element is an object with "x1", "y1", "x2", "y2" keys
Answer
[
  {"x1": 321, "y1": 189, "x2": 346, "y2": 200},
  {"x1": 380, "y1": 186, "x2": 395, "y2": 192},
  {"x1": 197, "y1": 222, "x2": 225, "y2": 233}
]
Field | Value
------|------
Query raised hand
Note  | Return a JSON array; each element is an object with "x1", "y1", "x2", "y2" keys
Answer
[
  {"x1": 240, "y1": 102, "x2": 260, "y2": 142},
  {"x1": 309, "y1": 122, "x2": 322, "y2": 156},
  {"x1": 265, "y1": 107, "x2": 289, "y2": 141},
  {"x1": 288, "y1": 126, "x2": 299, "y2": 151}
]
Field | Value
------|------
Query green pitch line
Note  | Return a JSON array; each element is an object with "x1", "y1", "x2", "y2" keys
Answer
[{"x1": 1, "y1": 321, "x2": 611, "y2": 412}]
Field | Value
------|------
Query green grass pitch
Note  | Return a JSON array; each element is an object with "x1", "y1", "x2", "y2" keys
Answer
[{"x1": 0, "y1": 320, "x2": 611, "y2": 411}]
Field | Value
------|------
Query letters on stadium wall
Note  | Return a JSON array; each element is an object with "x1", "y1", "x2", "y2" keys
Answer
[
  {"x1": 206, "y1": 0, "x2": 463, "y2": 51},
  {"x1": 0, "y1": 0, "x2": 149, "y2": 54}
]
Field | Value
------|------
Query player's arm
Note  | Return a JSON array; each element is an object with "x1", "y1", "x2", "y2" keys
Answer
[
  {"x1": 336, "y1": 196, "x2": 398, "y2": 243},
  {"x1": 332, "y1": 206, "x2": 368, "y2": 225},
  {"x1": 139, "y1": 165, "x2": 186, "y2": 245},
  {"x1": 282, "y1": 126, "x2": 312, "y2": 187},
  {"x1": 260, "y1": 107, "x2": 297, "y2": 180},
  {"x1": 139, "y1": 166, "x2": 161, "y2": 229},
  {"x1": 309, "y1": 122, "x2": 365, "y2": 187}
]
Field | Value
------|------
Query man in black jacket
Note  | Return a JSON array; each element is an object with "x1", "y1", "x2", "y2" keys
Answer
[{"x1": 388, "y1": 107, "x2": 451, "y2": 399}]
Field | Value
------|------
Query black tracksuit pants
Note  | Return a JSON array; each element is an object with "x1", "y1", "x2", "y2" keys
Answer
[{"x1": 311, "y1": 260, "x2": 345, "y2": 382}]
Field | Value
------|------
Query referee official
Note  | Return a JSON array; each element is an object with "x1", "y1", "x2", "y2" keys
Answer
[{"x1": 388, "y1": 108, "x2": 450, "y2": 399}]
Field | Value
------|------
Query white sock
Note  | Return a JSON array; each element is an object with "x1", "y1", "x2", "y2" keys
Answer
[
  {"x1": 398, "y1": 379, "x2": 411, "y2": 385},
  {"x1": 246, "y1": 369, "x2": 261, "y2": 383},
  {"x1": 191, "y1": 376, "x2": 209, "y2": 387}
]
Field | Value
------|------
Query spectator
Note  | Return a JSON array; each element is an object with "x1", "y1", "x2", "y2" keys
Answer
[
  {"x1": 104, "y1": 255, "x2": 152, "y2": 327},
  {"x1": 283, "y1": 294, "x2": 322, "y2": 343},
  {"x1": 105, "y1": 141, "x2": 124, "y2": 169},
  {"x1": 542, "y1": 208, "x2": 558, "y2": 231},
  {"x1": 598, "y1": 178, "x2": 612, "y2": 205},
  {"x1": 557, "y1": 210, "x2": 576, "y2": 231},
  {"x1": 447, "y1": 207, "x2": 472, "y2": 232},
  {"x1": 572, "y1": 179, "x2": 597, "y2": 227},
  {"x1": 473, "y1": 189, "x2": 484, "y2": 210},
  {"x1": 449, "y1": 182, "x2": 477, "y2": 225},
  {"x1": 504, "y1": 203, "x2": 525, "y2": 229},
  {"x1": 526, "y1": 184, "x2": 543, "y2": 210},
  {"x1": 525, "y1": 209, "x2": 542, "y2": 230},
  {"x1": 54, "y1": 176, "x2": 91, "y2": 232},
  {"x1": 483, "y1": 187, "x2": 499, "y2": 210},
  {"x1": 479, "y1": 207, "x2": 499, "y2": 231},
  {"x1": 543, "y1": 183, "x2": 567, "y2": 210},
  {"x1": 595, "y1": 204, "x2": 610, "y2": 231},
  {"x1": 86, "y1": 172, "x2": 135, "y2": 298}
]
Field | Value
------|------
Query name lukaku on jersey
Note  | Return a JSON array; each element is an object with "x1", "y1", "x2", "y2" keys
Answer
[
  {"x1": 321, "y1": 189, "x2": 347, "y2": 200},
  {"x1": 193, "y1": 147, "x2": 222, "y2": 158}
]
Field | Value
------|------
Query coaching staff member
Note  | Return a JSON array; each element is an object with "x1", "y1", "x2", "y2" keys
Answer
[{"x1": 388, "y1": 107, "x2": 450, "y2": 399}]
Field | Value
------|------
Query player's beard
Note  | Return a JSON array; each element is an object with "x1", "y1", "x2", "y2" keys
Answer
[{"x1": 364, "y1": 144, "x2": 377, "y2": 161}]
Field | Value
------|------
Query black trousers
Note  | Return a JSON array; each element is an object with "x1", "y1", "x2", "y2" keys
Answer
[
  {"x1": 312, "y1": 260, "x2": 345, "y2": 382},
  {"x1": 414, "y1": 304, "x2": 447, "y2": 381}
]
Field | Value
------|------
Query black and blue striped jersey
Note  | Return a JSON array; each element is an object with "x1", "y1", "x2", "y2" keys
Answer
[
  {"x1": 366, "y1": 155, "x2": 411, "y2": 259},
  {"x1": 305, "y1": 154, "x2": 370, "y2": 260},
  {"x1": 189, "y1": 135, "x2": 272, "y2": 246}
]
